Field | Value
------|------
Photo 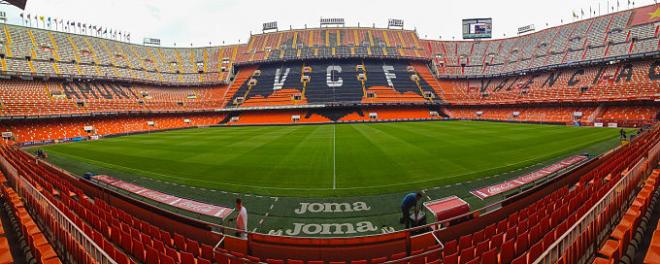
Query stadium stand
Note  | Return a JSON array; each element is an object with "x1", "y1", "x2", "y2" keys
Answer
[
  {"x1": 0, "y1": 142, "x2": 223, "y2": 263},
  {"x1": 0, "y1": 80, "x2": 227, "y2": 117},
  {"x1": 225, "y1": 106, "x2": 442, "y2": 125},
  {"x1": 1, "y1": 113, "x2": 224, "y2": 143},
  {"x1": 594, "y1": 169, "x2": 660, "y2": 263},
  {"x1": 243, "y1": 28, "x2": 426, "y2": 63},
  {"x1": 424, "y1": 7, "x2": 659, "y2": 78},
  {"x1": 436, "y1": 126, "x2": 660, "y2": 264},
  {"x1": 0, "y1": 5, "x2": 654, "y2": 82},
  {"x1": 448, "y1": 104, "x2": 658, "y2": 127},
  {"x1": 0, "y1": 170, "x2": 61, "y2": 264},
  {"x1": 1, "y1": 122, "x2": 657, "y2": 263},
  {"x1": 226, "y1": 60, "x2": 438, "y2": 108},
  {"x1": 435, "y1": 60, "x2": 659, "y2": 105}
]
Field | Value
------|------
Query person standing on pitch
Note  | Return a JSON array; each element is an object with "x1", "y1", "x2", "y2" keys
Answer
[
  {"x1": 401, "y1": 192, "x2": 423, "y2": 228},
  {"x1": 235, "y1": 198, "x2": 248, "y2": 239},
  {"x1": 620, "y1": 128, "x2": 627, "y2": 140}
]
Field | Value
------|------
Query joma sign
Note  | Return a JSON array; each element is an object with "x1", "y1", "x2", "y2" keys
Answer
[
  {"x1": 269, "y1": 222, "x2": 379, "y2": 236},
  {"x1": 268, "y1": 201, "x2": 378, "y2": 236},
  {"x1": 294, "y1": 202, "x2": 371, "y2": 214}
]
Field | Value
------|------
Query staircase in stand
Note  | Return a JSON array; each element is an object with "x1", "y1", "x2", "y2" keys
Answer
[
  {"x1": 411, "y1": 62, "x2": 446, "y2": 101},
  {"x1": 589, "y1": 103, "x2": 606, "y2": 123},
  {"x1": 221, "y1": 66, "x2": 258, "y2": 107}
]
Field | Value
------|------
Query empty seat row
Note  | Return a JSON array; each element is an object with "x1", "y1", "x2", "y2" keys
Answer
[
  {"x1": 0, "y1": 171, "x2": 61, "y2": 264},
  {"x1": 440, "y1": 127, "x2": 660, "y2": 264},
  {"x1": 599, "y1": 168, "x2": 660, "y2": 264}
]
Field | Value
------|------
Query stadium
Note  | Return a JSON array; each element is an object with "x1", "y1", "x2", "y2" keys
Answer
[{"x1": 0, "y1": 0, "x2": 658, "y2": 263}]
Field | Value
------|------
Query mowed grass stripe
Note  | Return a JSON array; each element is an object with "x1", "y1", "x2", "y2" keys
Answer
[
  {"x1": 36, "y1": 121, "x2": 620, "y2": 197},
  {"x1": 333, "y1": 121, "x2": 616, "y2": 192}
]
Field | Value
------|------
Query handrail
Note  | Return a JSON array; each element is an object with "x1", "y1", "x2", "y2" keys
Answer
[
  {"x1": 0, "y1": 152, "x2": 117, "y2": 264},
  {"x1": 533, "y1": 131, "x2": 660, "y2": 264}
]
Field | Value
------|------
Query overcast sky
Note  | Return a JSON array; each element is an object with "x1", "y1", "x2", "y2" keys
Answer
[{"x1": 1, "y1": 0, "x2": 657, "y2": 47}]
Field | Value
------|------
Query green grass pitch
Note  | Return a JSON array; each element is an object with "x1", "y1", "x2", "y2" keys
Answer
[{"x1": 34, "y1": 121, "x2": 621, "y2": 197}]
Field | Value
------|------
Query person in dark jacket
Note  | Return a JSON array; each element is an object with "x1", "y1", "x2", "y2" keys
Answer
[{"x1": 401, "y1": 192, "x2": 423, "y2": 228}]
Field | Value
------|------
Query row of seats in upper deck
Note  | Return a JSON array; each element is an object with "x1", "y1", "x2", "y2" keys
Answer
[
  {"x1": 0, "y1": 24, "x2": 241, "y2": 85},
  {"x1": 436, "y1": 60, "x2": 660, "y2": 104},
  {"x1": 245, "y1": 28, "x2": 424, "y2": 62},
  {"x1": 0, "y1": 5, "x2": 657, "y2": 83},
  {"x1": 428, "y1": 6, "x2": 659, "y2": 77},
  {"x1": 0, "y1": 80, "x2": 227, "y2": 117}
]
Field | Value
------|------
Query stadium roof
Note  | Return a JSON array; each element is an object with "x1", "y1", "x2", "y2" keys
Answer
[{"x1": 1, "y1": 0, "x2": 26, "y2": 9}]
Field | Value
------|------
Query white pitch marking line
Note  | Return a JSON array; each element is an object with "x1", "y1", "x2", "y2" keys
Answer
[
  {"x1": 333, "y1": 124, "x2": 337, "y2": 190},
  {"x1": 421, "y1": 190, "x2": 432, "y2": 201}
]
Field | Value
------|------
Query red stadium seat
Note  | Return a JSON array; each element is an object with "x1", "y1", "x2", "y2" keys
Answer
[
  {"x1": 511, "y1": 254, "x2": 527, "y2": 264},
  {"x1": 197, "y1": 257, "x2": 212, "y2": 264},
  {"x1": 180, "y1": 252, "x2": 195, "y2": 264},
  {"x1": 443, "y1": 253, "x2": 458, "y2": 264},
  {"x1": 458, "y1": 246, "x2": 474, "y2": 264},
  {"x1": 444, "y1": 239, "x2": 458, "y2": 255},
  {"x1": 501, "y1": 239, "x2": 516, "y2": 264},
  {"x1": 481, "y1": 248, "x2": 497, "y2": 264}
]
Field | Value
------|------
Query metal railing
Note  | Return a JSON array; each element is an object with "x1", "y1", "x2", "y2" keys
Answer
[
  {"x1": 0, "y1": 152, "x2": 117, "y2": 264},
  {"x1": 533, "y1": 138, "x2": 660, "y2": 264}
]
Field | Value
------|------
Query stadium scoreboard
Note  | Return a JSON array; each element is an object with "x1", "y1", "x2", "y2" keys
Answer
[
  {"x1": 462, "y1": 18, "x2": 492, "y2": 39},
  {"x1": 143, "y1": 38, "x2": 161, "y2": 46}
]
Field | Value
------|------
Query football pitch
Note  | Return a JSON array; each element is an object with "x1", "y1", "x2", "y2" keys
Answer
[
  {"x1": 35, "y1": 121, "x2": 620, "y2": 197},
  {"x1": 32, "y1": 120, "x2": 625, "y2": 236}
]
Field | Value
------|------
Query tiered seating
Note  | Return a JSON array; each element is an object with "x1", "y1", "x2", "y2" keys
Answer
[
  {"x1": 598, "y1": 105, "x2": 659, "y2": 126},
  {"x1": 223, "y1": 66, "x2": 258, "y2": 107},
  {"x1": 643, "y1": 170, "x2": 660, "y2": 263},
  {"x1": 596, "y1": 169, "x2": 660, "y2": 263},
  {"x1": 0, "y1": 24, "x2": 239, "y2": 85},
  {"x1": 228, "y1": 60, "x2": 437, "y2": 108},
  {"x1": 0, "y1": 172, "x2": 12, "y2": 264},
  {"x1": 0, "y1": 144, "x2": 222, "y2": 264},
  {"x1": 411, "y1": 62, "x2": 445, "y2": 99},
  {"x1": 337, "y1": 107, "x2": 439, "y2": 122},
  {"x1": 0, "y1": 5, "x2": 654, "y2": 83},
  {"x1": 0, "y1": 171, "x2": 61, "y2": 263},
  {"x1": 0, "y1": 80, "x2": 227, "y2": 117},
  {"x1": 243, "y1": 28, "x2": 426, "y2": 62},
  {"x1": 449, "y1": 106, "x2": 597, "y2": 125},
  {"x1": 0, "y1": 108, "x2": 657, "y2": 264},
  {"x1": 424, "y1": 7, "x2": 659, "y2": 77},
  {"x1": 1, "y1": 113, "x2": 223, "y2": 143},
  {"x1": 229, "y1": 110, "x2": 330, "y2": 125},
  {"x1": 241, "y1": 88, "x2": 307, "y2": 107},
  {"x1": 228, "y1": 106, "x2": 439, "y2": 125},
  {"x1": 361, "y1": 86, "x2": 426, "y2": 104},
  {"x1": 441, "y1": 186, "x2": 579, "y2": 264},
  {"x1": 437, "y1": 60, "x2": 659, "y2": 105},
  {"x1": 214, "y1": 246, "x2": 441, "y2": 264},
  {"x1": 437, "y1": 127, "x2": 660, "y2": 264}
]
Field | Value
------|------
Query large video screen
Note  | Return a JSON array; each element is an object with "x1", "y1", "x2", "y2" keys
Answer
[{"x1": 462, "y1": 18, "x2": 492, "y2": 39}]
